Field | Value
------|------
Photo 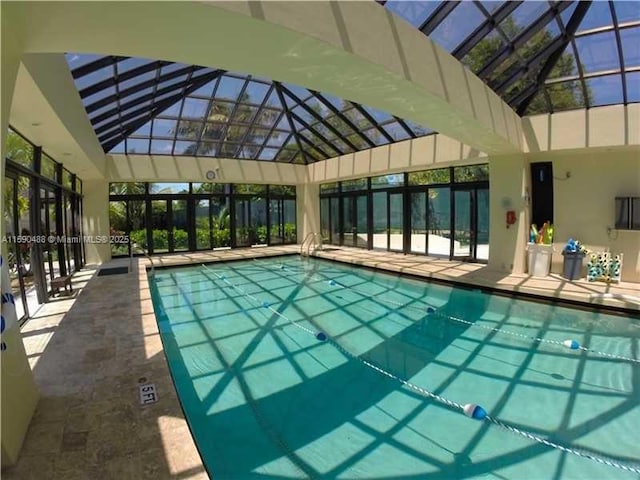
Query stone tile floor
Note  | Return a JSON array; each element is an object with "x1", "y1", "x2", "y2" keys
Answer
[{"x1": 4, "y1": 245, "x2": 638, "y2": 479}]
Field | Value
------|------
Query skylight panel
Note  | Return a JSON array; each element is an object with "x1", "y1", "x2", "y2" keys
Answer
[
  {"x1": 384, "y1": 0, "x2": 440, "y2": 28},
  {"x1": 430, "y1": 2, "x2": 485, "y2": 52},
  {"x1": 620, "y1": 27, "x2": 640, "y2": 68},
  {"x1": 585, "y1": 74, "x2": 624, "y2": 107},
  {"x1": 575, "y1": 32, "x2": 620, "y2": 73}
]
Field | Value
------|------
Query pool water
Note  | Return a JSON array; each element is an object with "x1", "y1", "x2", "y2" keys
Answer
[{"x1": 150, "y1": 256, "x2": 640, "y2": 479}]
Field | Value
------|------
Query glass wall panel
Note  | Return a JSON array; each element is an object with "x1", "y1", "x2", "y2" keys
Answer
[
  {"x1": 110, "y1": 201, "x2": 128, "y2": 256},
  {"x1": 320, "y1": 182, "x2": 339, "y2": 194},
  {"x1": 234, "y1": 198, "x2": 251, "y2": 247},
  {"x1": 453, "y1": 190, "x2": 472, "y2": 258},
  {"x1": 269, "y1": 199, "x2": 284, "y2": 244},
  {"x1": 192, "y1": 183, "x2": 228, "y2": 194},
  {"x1": 454, "y1": 164, "x2": 490, "y2": 182},
  {"x1": 372, "y1": 191, "x2": 388, "y2": 249},
  {"x1": 3, "y1": 176, "x2": 26, "y2": 321},
  {"x1": 251, "y1": 197, "x2": 267, "y2": 244},
  {"x1": 129, "y1": 201, "x2": 147, "y2": 250},
  {"x1": 342, "y1": 197, "x2": 354, "y2": 246},
  {"x1": 41, "y1": 155, "x2": 58, "y2": 182},
  {"x1": 320, "y1": 197, "x2": 331, "y2": 243},
  {"x1": 172, "y1": 199, "x2": 189, "y2": 251},
  {"x1": 283, "y1": 199, "x2": 296, "y2": 243},
  {"x1": 5, "y1": 130, "x2": 34, "y2": 169},
  {"x1": 389, "y1": 193, "x2": 403, "y2": 252},
  {"x1": 427, "y1": 187, "x2": 451, "y2": 256},
  {"x1": 150, "y1": 182, "x2": 189, "y2": 194},
  {"x1": 356, "y1": 195, "x2": 368, "y2": 248},
  {"x1": 410, "y1": 192, "x2": 427, "y2": 254},
  {"x1": 371, "y1": 174, "x2": 404, "y2": 189},
  {"x1": 212, "y1": 197, "x2": 230, "y2": 248},
  {"x1": 195, "y1": 199, "x2": 211, "y2": 250},
  {"x1": 477, "y1": 189, "x2": 490, "y2": 261},
  {"x1": 408, "y1": 168, "x2": 450, "y2": 185},
  {"x1": 342, "y1": 178, "x2": 367, "y2": 192},
  {"x1": 63, "y1": 169, "x2": 73, "y2": 190},
  {"x1": 110, "y1": 182, "x2": 146, "y2": 195},
  {"x1": 151, "y1": 200, "x2": 169, "y2": 253}
]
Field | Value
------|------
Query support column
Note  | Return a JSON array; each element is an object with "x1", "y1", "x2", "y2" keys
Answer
[
  {"x1": 487, "y1": 154, "x2": 529, "y2": 274},
  {"x1": 296, "y1": 183, "x2": 320, "y2": 243},
  {"x1": 82, "y1": 179, "x2": 111, "y2": 265},
  {"x1": 1, "y1": 22, "x2": 39, "y2": 469}
]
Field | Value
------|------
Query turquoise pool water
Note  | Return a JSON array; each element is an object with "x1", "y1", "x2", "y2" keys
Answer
[{"x1": 150, "y1": 256, "x2": 640, "y2": 479}]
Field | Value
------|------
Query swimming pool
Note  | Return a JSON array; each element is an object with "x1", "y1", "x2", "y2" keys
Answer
[{"x1": 150, "y1": 256, "x2": 640, "y2": 479}]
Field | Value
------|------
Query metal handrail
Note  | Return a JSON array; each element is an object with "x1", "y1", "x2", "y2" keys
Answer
[
  {"x1": 131, "y1": 243, "x2": 155, "y2": 277},
  {"x1": 300, "y1": 232, "x2": 322, "y2": 256}
]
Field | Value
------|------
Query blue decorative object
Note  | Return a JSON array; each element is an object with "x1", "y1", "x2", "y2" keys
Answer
[
  {"x1": 329, "y1": 280, "x2": 336, "y2": 286},
  {"x1": 563, "y1": 339, "x2": 580, "y2": 350},
  {"x1": 463, "y1": 403, "x2": 487, "y2": 420},
  {"x1": 316, "y1": 332, "x2": 327, "y2": 341}
]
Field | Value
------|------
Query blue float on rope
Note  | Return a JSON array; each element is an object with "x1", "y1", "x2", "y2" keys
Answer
[
  {"x1": 426, "y1": 307, "x2": 435, "y2": 314},
  {"x1": 316, "y1": 332, "x2": 327, "y2": 342},
  {"x1": 280, "y1": 265, "x2": 285, "y2": 270},
  {"x1": 220, "y1": 274, "x2": 226, "y2": 280},
  {"x1": 463, "y1": 403, "x2": 487, "y2": 420},
  {"x1": 563, "y1": 339, "x2": 580, "y2": 350},
  {"x1": 329, "y1": 280, "x2": 336, "y2": 286},
  {"x1": 262, "y1": 301, "x2": 270, "y2": 308}
]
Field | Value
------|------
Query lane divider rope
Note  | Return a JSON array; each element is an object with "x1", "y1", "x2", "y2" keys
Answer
[{"x1": 198, "y1": 263, "x2": 640, "y2": 475}]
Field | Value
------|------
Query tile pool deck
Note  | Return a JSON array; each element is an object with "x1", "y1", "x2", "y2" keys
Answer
[{"x1": 4, "y1": 246, "x2": 638, "y2": 479}]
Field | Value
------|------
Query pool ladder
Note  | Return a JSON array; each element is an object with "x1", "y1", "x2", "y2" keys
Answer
[{"x1": 300, "y1": 232, "x2": 323, "y2": 257}]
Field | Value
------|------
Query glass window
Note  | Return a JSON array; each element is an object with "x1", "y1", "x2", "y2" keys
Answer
[
  {"x1": 192, "y1": 183, "x2": 228, "y2": 194},
  {"x1": 408, "y1": 168, "x2": 450, "y2": 185},
  {"x1": 371, "y1": 174, "x2": 404, "y2": 189},
  {"x1": 41, "y1": 154, "x2": 58, "y2": 181},
  {"x1": 5, "y1": 130, "x2": 34, "y2": 169},
  {"x1": 62, "y1": 169, "x2": 73, "y2": 190},
  {"x1": 320, "y1": 182, "x2": 339, "y2": 194},
  {"x1": 244, "y1": 82, "x2": 270, "y2": 105},
  {"x1": 149, "y1": 183, "x2": 189, "y2": 194},
  {"x1": 109, "y1": 182, "x2": 146, "y2": 195},
  {"x1": 575, "y1": 32, "x2": 620, "y2": 73},
  {"x1": 234, "y1": 183, "x2": 267, "y2": 195},
  {"x1": 126, "y1": 138, "x2": 149, "y2": 154},
  {"x1": 454, "y1": 164, "x2": 490, "y2": 182},
  {"x1": 269, "y1": 185, "x2": 296, "y2": 196},
  {"x1": 341, "y1": 178, "x2": 367, "y2": 192},
  {"x1": 428, "y1": 187, "x2": 451, "y2": 256}
]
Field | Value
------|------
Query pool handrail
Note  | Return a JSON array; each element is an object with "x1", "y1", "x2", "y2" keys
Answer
[
  {"x1": 131, "y1": 242, "x2": 155, "y2": 276},
  {"x1": 300, "y1": 232, "x2": 322, "y2": 256}
]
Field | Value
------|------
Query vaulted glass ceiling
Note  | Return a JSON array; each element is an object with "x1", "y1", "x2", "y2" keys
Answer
[
  {"x1": 67, "y1": 1, "x2": 639, "y2": 162},
  {"x1": 66, "y1": 54, "x2": 432, "y2": 163},
  {"x1": 383, "y1": 0, "x2": 640, "y2": 115}
]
